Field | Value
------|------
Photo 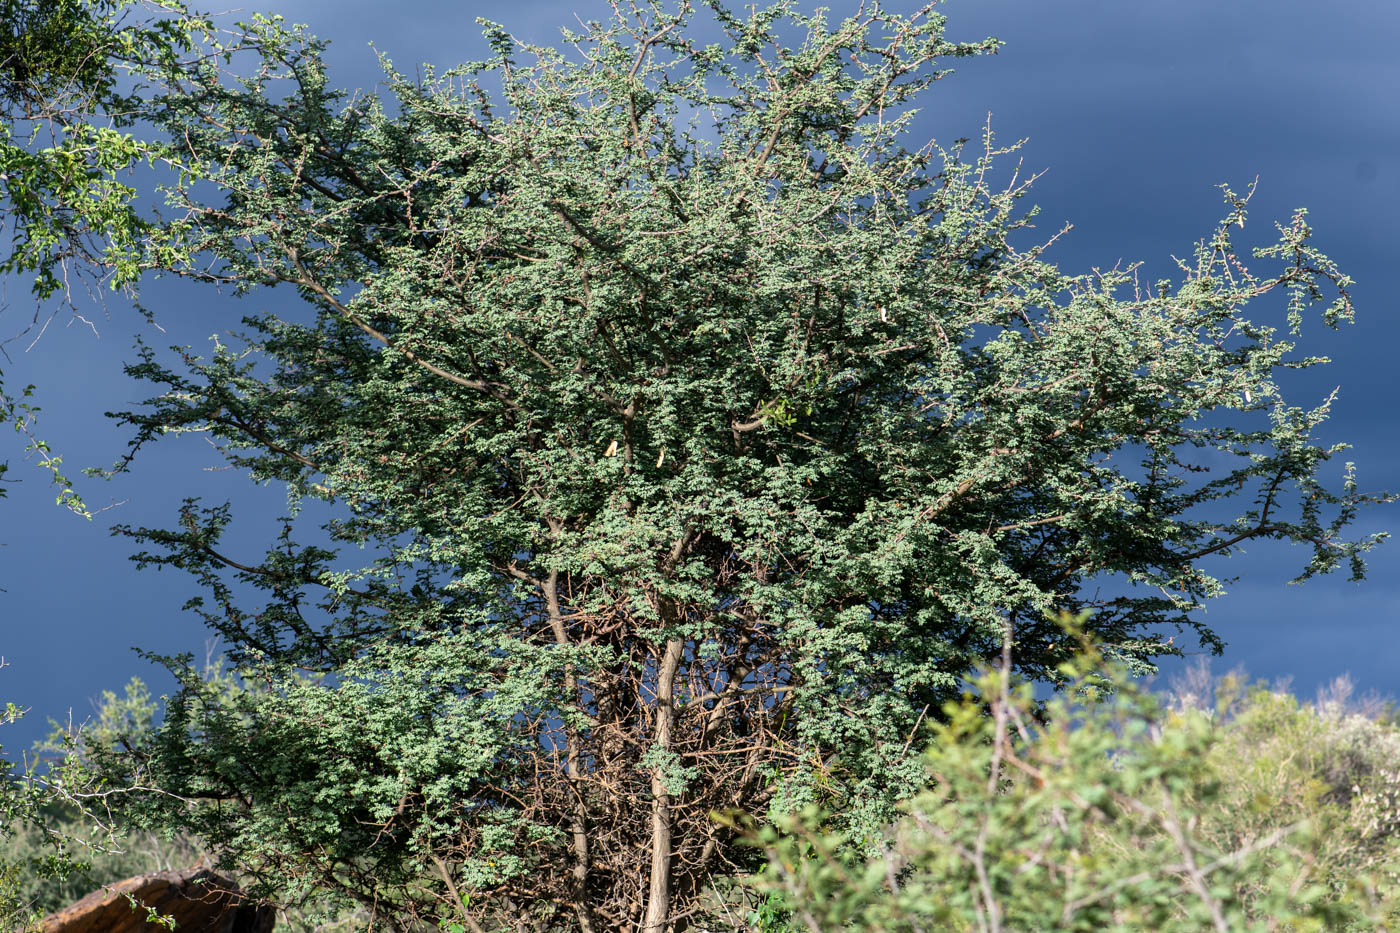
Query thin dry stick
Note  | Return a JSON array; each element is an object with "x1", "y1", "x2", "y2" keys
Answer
[
  {"x1": 973, "y1": 615, "x2": 1017, "y2": 933},
  {"x1": 432, "y1": 856, "x2": 488, "y2": 933}
]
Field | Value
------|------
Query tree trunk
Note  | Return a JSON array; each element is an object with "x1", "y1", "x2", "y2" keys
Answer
[
  {"x1": 542, "y1": 570, "x2": 599, "y2": 933},
  {"x1": 642, "y1": 637, "x2": 685, "y2": 933}
]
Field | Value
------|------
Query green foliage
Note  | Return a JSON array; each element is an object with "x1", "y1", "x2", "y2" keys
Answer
[
  {"x1": 35, "y1": 0, "x2": 1388, "y2": 928},
  {"x1": 0, "y1": 685, "x2": 108, "y2": 931},
  {"x1": 0, "y1": 800, "x2": 199, "y2": 918},
  {"x1": 15, "y1": 665, "x2": 370, "y2": 930},
  {"x1": 0, "y1": 1, "x2": 208, "y2": 920},
  {"x1": 3, "y1": 380, "x2": 95, "y2": 515},
  {"x1": 0, "y1": 677, "x2": 197, "y2": 925},
  {"x1": 746, "y1": 622, "x2": 1400, "y2": 932},
  {"x1": 0, "y1": 697, "x2": 43, "y2": 931},
  {"x1": 0, "y1": 0, "x2": 211, "y2": 514},
  {"x1": 0, "y1": 0, "x2": 207, "y2": 298}
]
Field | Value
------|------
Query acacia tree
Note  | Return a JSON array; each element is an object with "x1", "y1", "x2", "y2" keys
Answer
[{"x1": 82, "y1": 1, "x2": 1388, "y2": 929}]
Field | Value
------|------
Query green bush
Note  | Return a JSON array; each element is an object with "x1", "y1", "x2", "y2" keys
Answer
[
  {"x1": 744, "y1": 622, "x2": 1400, "y2": 932},
  {"x1": 0, "y1": 801, "x2": 201, "y2": 917},
  {"x1": 8, "y1": 668, "x2": 372, "y2": 931},
  {"x1": 1, "y1": 700, "x2": 43, "y2": 931},
  {"x1": 0, "y1": 698, "x2": 98, "y2": 932}
]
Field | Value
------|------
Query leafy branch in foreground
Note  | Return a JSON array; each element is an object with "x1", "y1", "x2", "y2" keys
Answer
[
  {"x1": 744, "y1": 616, "x2": 1400, "y2": 932},
  {"x1": 0, "y1": 0, "x2": 214, "y2": 515},
  {"x1": 15, "y1": 662, "x2": 369, "y2": 931},
  {"x1": 0, "y1": 0, "x2": 209, "y2": 300}
]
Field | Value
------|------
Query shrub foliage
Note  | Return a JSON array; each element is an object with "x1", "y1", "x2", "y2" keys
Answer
[{"x1": 746, "y1": 624, "x2": 1400, "y2": 932}]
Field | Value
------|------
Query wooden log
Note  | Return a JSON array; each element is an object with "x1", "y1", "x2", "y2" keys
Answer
[{"x1": 41, "y1": 867, "x2": 274, "y2": 933}]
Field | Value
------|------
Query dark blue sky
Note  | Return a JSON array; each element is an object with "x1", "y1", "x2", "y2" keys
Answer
[{"x1": 2, "y1": 0, "x2": 1397, "y2": 750}]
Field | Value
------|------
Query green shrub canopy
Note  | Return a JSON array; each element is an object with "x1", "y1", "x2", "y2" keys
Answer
[{"x1": 747, "y1": 634, "x2": 1400, "y2": 933}]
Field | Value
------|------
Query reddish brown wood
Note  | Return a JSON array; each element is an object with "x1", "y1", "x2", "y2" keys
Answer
[{"x1": 41, "y1": 867, "x2": 274, "y2": 933}]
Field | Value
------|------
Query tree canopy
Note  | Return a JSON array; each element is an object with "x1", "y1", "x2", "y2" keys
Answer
[{"x1": 26, "y1": 0, "x2": 1390, "y2": 929}]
